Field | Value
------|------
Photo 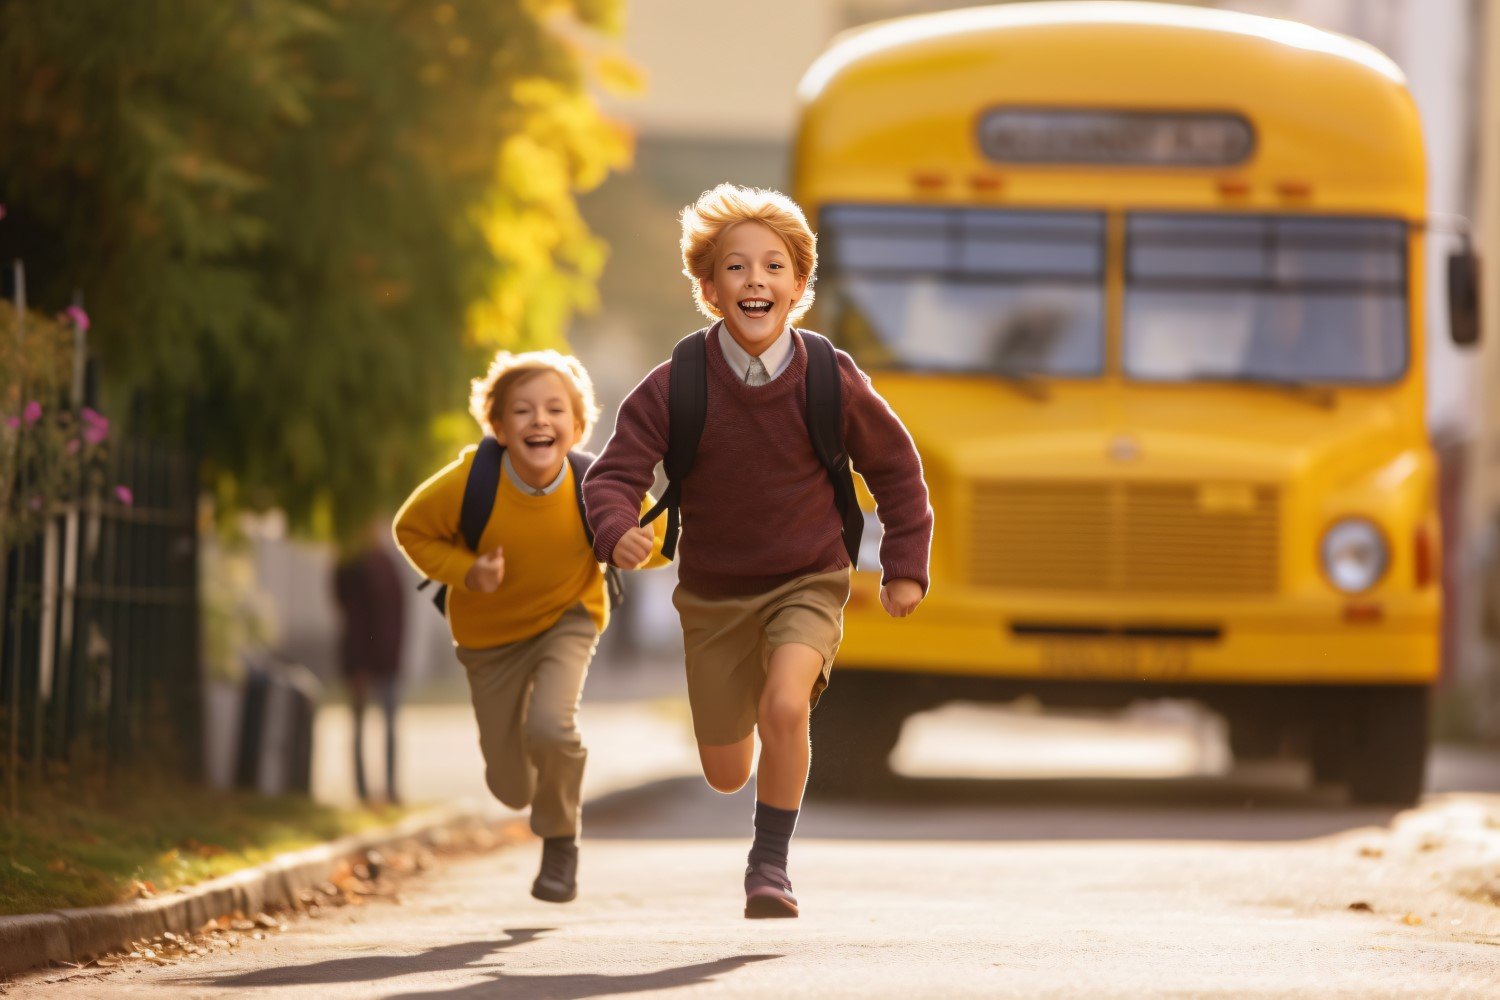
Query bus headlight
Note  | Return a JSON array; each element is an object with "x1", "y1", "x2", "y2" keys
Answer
[
  {"x1": 1320, "y1": 518, "x2": 1388, "y2": 593},
  {"x1": 858, "y1": 509, "x2": 883, "y2": 572}
]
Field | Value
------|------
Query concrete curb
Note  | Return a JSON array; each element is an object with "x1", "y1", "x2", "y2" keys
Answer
[{"x1": 0, "y1": 801, "x2": 498, "y2": 977}]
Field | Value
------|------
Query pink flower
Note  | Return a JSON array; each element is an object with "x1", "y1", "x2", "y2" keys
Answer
[
  {"x1": 3, "y1": 416, "x2": 17, "y2": 431},
  {"x1": 114, "y1": 485, "x2": 133, "y2": 506},
  {"x1": 23, "y1": 400, "x2": 41, "y2": 424},
  {"x1": 66, "y1": 438, "x2": 81, "y2": 455},
  {"x1": 81, "y1": 407, "x2": 108, "y2": 444},
  {"x1": 64, "y1": 305, "x2": 90, "y2": 331}
]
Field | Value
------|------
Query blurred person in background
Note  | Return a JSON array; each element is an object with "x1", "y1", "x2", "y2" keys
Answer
[{"x1": 333, "y1": 517, "x2": 407, "y2": 805}]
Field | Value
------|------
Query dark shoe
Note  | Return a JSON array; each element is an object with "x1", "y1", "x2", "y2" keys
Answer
[
  {"x1": 531, "y1": 838, "x2": 578, "y2": 903},
  {"x1": 744, "y1": 861, "x2": 798, "y2": 918}
]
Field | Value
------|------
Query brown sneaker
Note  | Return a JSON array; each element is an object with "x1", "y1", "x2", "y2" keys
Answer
[
  {"x1": 531, "y1": 838, "x2": 578, "y2": 903},
  {"x1": 744, "y1": 861, "x2": 798, "y2": 918}
]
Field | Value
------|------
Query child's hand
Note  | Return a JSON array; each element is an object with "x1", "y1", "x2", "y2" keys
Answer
[
  {"x1": 611, "y1": 526, "x2": 655, "y2": 569},
  {"x1": 880, "y1": 578, "x2": 923, "y2": 618},
  {"x1": 464, "y1": 546, "x2": 505, "y2": 593}
]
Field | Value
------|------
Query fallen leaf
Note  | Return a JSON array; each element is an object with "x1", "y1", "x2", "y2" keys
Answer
[
  {"x1": 1402, "y1": 913, "x2": 1423, "y2": 926},
  {"x1": 47, "y1": 859, "x2": 69, "y2": 873},
  {"x1": 1348, "y1": 902, "x2": 1374, "y2": 912},
  {"x1": 1357, "y1": 846, "x2": 1383, "y2": 859}
]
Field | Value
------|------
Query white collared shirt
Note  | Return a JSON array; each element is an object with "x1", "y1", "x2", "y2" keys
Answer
[
  {"x1": 718, "y1": 323, "x2": 794, "y2": 384},
  {"x1": 501, "y1": 449, "x2": 568, "y2": 497}
]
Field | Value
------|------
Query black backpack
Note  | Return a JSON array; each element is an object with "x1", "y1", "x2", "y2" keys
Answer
[
  {"x1": 638, "y1": 327, "x2": 864, "y2": 565},
  {"x1": 418, "y1": 439, "x2": 623, "y2": 614}
]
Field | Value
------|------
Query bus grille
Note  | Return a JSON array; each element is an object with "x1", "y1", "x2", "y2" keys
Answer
[{"x1": 970, "y1": 480, "x2": 1280, "y2": 594}]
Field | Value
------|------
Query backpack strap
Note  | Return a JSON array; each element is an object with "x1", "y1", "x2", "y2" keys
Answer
[
  {"x1": 801, "y1": 331, "x2": 865, "y2": 567},
  {"x1": 639, "y1": 327, "x2": 710, "y2": 560},
  {"x1": 568, "y1": 451, "x2": 624, "y2": 611},
  {"x1": 460, "y1": 437, "x2": 504, "y2": 550},
  {"x1": 420, "y1": 437, "x2": 504, "y2": 614}
]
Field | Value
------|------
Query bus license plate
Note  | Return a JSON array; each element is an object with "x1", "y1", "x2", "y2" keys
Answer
[{"x1": 1038, "y1": 640, "x2": 1192, "y2": 680}]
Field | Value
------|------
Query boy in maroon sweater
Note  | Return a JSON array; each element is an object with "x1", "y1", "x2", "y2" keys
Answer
[{"x1": 584, "y1": 183, "x2": 932, "y2": 918}]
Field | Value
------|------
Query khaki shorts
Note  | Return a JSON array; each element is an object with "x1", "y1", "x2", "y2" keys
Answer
[{"x1": 673, "y1": 569, "x2": 851, "y2": 746}]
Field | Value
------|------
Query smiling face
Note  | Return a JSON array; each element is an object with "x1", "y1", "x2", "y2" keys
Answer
[
  {"x1": 491, "y1": 371, "x2": 581, "y2": 488},
  {"x1": 701, "y1": 221, "x2": 808, "y2": 356}
]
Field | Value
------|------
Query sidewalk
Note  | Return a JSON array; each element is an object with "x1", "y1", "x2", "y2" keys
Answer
[
  {"x1": 310, "y1": 696, "x2": 699, "y2": 810},
  {"x1": 0, "y1": 696, "x2": 701, "y2": 978}
]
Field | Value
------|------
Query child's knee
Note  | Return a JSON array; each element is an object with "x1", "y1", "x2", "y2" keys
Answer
[
  {"x1": 485, "y1": 768, "x2": 533, "y2": 810},
  {"x1": 758, "y1": 691, "x2": 810, "y2": 743},
  {"x1": 524, "y1": 713, "x2": 581, "y2": 752},
  {"x1": 703, "y1": 765, "x2": 751, "y2": 794},
  {"x1": 698, "y1": 739, "x2": 753, "y2": 793}
]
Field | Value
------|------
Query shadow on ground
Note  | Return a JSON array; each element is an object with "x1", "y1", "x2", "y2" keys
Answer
[
  {"x1": 380, "y1": 953, "x2": 780, "y2": 1000},
  {"x1": 176, "y1": 928, "x2": 551, "y2": 988},
  {"x1": 177, "y1": 927, "x2": 778, "y2": 999}
]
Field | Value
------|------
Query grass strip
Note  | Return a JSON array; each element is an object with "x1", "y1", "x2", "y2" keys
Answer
[{"x1": 0, "y1": 777, "x2": 403, "y2": 916}]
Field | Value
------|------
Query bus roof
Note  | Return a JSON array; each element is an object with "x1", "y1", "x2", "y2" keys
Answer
[{"x1": 793, "y1": 2, "x2": 1424, "y2": 217}]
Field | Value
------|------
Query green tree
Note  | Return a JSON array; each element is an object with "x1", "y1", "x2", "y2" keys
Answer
[{"x1": 0, "y1": 0, "x2": 631, "y2": 540}]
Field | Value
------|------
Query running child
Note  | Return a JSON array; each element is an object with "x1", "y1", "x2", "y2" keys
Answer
[
  {"x1": 583, "y1": 184, "x2": 932, "y2": 918},
  {"x1": 394, "y1": 350, "x2": 666, "y2": 903}
]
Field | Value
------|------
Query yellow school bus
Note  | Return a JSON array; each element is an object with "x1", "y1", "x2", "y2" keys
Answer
[{"x1": 797, "y1": 2, "x2": 1479, "y2": 804}]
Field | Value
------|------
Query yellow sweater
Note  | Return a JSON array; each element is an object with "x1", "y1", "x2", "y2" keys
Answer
[{"x1": 393, "y1": 446, "x2": 668, "y2": 648}]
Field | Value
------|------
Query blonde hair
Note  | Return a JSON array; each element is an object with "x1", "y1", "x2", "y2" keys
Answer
[
  {"x1": 468, "y1": 349, "x2": 600, "y2": 448},
  {"x1": 680, "y1": 183, "x2": 817, "y2": 324}
]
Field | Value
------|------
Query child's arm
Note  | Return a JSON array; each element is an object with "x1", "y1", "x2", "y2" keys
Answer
[
  {"x1": 837, "y1": 352, "x2": 935, "y2": 600},
  {"x1": 391, "y1": 449, "x2": 484, "y2": 589},
  {"x1": 583, "y1": 364, "x2": 671, "y2": 568}
]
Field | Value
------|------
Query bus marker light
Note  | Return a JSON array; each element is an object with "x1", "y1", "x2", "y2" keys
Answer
[
  {"x1": 912, "y1": 171, "x2": 949, "y2": 191},
  {"x1": 1343, "y1": 602, "x2": 1384, "y2": 624},
  {"x1": 1415, "y1": 524, "x2": 1434, "y2": 587},
  {"x1": 970, "y1": 173, "x2": 1005, "y2": 193},
  {"x1": 1276, "y1": 179, "x2": 1313, "y2": 199},
  {"x1": 1217, "y1": 177, "x2": 1251, "y2": 197}
]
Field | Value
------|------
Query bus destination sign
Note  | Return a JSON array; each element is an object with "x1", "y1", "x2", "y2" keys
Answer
[{"x1": 977, "y1": 108, "x2": 1255, "y2": 167}]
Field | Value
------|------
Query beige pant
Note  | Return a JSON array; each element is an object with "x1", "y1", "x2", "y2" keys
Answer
[{"x1": 455, "y1": 603, "x2": 599, "y2": 838}]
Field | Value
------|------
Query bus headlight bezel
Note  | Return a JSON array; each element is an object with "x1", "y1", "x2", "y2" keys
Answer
[{"x1": 1320, "y1": 517, "x2": 1389, "y2": 594}]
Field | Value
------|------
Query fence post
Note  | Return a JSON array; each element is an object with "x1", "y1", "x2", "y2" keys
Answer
[
  {"x1": 4, "y1": 259, "x2": 26, "y2": 817},
  {"x1": 51, "y1": 292, "x2": 87, "y2": 763}
]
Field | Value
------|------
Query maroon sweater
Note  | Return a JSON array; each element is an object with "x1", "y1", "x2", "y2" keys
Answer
[{"x1": 584, "y1": 327, "x2": 932, "y2": 598}]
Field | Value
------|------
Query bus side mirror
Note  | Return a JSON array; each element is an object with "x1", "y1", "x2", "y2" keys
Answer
[{"x1": 1448, "y1": 247, "x2": 1481, "y2": 347}]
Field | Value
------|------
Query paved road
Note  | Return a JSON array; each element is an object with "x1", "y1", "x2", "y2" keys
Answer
[{"x1": 13, "y1": 703, "x2": 1500, "y2": 998}]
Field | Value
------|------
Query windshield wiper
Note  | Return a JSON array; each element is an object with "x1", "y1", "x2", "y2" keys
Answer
[
  {"x1": 1175, "y1": 373, "x2": 1337, "y2": 408},
  {"x1": 993, "y1": 368, "x2": 1051, "y2": 402}
]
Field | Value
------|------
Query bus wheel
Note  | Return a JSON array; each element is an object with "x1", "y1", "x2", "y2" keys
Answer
[
  {"x1": 806, "y1": 673, "x2": 905, "y2": 798},
  {"x1": 1227, "y1": 715, "x2": 1281, "y2": 760},
  {"x1": 1308, "y1": 706, "x2": 1352, "y2": 785},
  {"x1": 1345, "y1": 685, "x2": 1429, "y2": 806}
]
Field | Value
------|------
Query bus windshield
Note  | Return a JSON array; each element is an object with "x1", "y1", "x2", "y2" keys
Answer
[
  {"x1": 1124, "y1": 213, "x2": 1408, "y2": 384},
  {"x1": 818, "y1": 205, "x2": 1104, "y2": 377}
]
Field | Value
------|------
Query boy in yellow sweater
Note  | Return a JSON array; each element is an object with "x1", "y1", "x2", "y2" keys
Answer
[{"x1": 393, "y1": 350, "x2": 665, "y2": 903}]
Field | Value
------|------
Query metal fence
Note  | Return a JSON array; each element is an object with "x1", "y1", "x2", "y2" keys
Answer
[{"x1": 2, "y1": 394, "x2": 201, "y2": 811}]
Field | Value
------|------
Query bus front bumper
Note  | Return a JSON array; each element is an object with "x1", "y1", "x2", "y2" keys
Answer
[{"x1": 838, "y1": 573, "x2": 1439, "y2": 687}]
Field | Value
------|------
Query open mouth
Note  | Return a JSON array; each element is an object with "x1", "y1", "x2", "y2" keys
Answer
[
  {"x1": 738, "y1": 298, "x2": 773, "y2": 319},
  {"x1": 523, "y1": 435, "x2": 556, "y2": 451}
]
